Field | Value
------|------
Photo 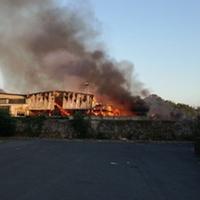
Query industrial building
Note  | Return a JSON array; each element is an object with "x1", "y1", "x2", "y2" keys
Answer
[{"x1": 0, "y1": 91, "x2": 94, "y2": 117}]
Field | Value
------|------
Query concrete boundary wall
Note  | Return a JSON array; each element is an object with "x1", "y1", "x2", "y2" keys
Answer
[{"x1": 14, "y1": 118, "x2": 195, "y2": 140}]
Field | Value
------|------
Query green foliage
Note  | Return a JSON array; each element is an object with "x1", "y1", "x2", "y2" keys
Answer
[
  {"x1": 22, "y1": 116, "x2": 46, "y2": 137},
  {"x1": 176, "y1": 103, "x2": 197, "y2": 116},
  {"x1": 71, "y1": 111, "x2": 91, "y2": 138},
  {"x1": 196, "y1": 107, "x2": 200, "y2": 114},
  {"x1": 162, "y1": 100, "x2": 197, "y2": 119},
  {"x1": 0, "y1": 109, "x2": 16, "y2": 137},
  {"x1": 193, "y1": 116, "x2": 200, "y2": 138},
  {"x1": 95, "y1": 132, "x2": 112, "y2": 140}
]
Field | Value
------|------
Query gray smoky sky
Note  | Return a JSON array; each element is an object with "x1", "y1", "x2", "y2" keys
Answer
[{"x1": 0, "y1": 0, "x2": 148, "y2": 111}]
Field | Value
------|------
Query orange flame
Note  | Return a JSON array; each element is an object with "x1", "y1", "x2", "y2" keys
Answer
[{"x1": 90, "y1": 97, "x2": 135, "y2": 117}]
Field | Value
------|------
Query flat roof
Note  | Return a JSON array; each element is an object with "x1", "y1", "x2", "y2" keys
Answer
[
  {"x1": 0, "y1": 90, "x2": 94, "y2": 97},
  {"x1": 27, "y1": 90, "x2": 94, "y2": 96},
  {"x1": 0, "y1": 92, "x2": 26, "y2": 97}
]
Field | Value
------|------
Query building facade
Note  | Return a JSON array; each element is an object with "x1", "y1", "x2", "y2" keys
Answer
[{"x1": 0, "y1": 91, "x2": 94, "y2": 117}]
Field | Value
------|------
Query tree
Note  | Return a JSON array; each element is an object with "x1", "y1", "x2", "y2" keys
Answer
[
  {"x1": 71, "y1": 111, "x2": 91, "y2": 138},
  {"x1": 0, "y1": 109, "x2": 16, "y2": 137}
]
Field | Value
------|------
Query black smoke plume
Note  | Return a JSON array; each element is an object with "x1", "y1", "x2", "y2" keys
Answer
[{"x1": 0, "y1": 0, "x2": 148, "y2": 113}]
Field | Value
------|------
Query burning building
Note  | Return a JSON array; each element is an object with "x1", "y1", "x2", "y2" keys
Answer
[
  {"x1": 0, "y1": 1, "x2": 150, "y2": 118},
  {"x1": 0, "y1": 90, "x2": 149, "y2": 117},
  {"x1": 0, "y1": 91, "x2": 93, "y2": 117}
]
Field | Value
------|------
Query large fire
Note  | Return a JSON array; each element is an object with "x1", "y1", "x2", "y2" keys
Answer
[
  {"x1": 0, "y1": 90, "x2": 149, "y2": 117},
  {"x1": 0, "y1": 0, "x2": 149, "y2": 117},
  {"x1": 89, "y1": 97, "x2": 134, "y2": 117},
  {"x1": 40, "y1": 91, "x2": 148, "y2": 117},
  {"x1": 55, "y1": 96, "x2": 134, "y2": 117}
]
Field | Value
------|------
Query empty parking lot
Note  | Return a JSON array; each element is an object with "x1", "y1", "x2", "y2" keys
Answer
[{"x1": 0, "y1": 139, "x2": 199, "y2": 200}]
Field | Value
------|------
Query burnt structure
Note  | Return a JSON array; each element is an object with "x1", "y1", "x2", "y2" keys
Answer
[
  {"x1": 0, "y1": 90, "x2": 149, "y2": 117},
  {"x1": 0, "y1": 91, "x2": 93, "y2": 117}
]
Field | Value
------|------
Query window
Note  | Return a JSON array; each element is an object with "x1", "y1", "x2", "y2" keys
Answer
[
  {"x1": 9, "y1": 99, "x2": 26, "y2": 104},
  {"x1": 0, "y1": 99, "x2": 8, "y2": 104}
]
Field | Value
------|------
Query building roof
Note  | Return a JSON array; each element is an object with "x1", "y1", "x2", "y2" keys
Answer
[
  {"x1": 27, "y1": 90, "x2": 94, "y2": 96},
  {"x1": 0, "y1": 90, "x2": 94, "y2": 98},
  {"x1": 0, "y1": 92, "x2": 26, "y2": 97}
]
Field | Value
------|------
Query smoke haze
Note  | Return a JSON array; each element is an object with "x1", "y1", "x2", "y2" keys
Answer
[{"x1": 0, "y1": 0, "x2": 148, "y2": 111}]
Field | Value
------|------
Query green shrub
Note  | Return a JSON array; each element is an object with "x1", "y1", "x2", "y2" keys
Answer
[
  {"x1": 22, "y1": 116, "x2": 46, "y2": 137},
  {"x1": 0, "y1": 109, "x2": 16, "y2": 137},
  {"x1": 193, "y1": 116, "x2": 200, "y2": 138},
  {"x1": 71, "y1": 111, "x2": 91, "y2": 138}
]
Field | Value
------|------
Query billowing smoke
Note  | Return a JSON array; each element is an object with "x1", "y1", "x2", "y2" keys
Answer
[{"x1": 0, "y1": 0, "x2": 148, "y2": 113}]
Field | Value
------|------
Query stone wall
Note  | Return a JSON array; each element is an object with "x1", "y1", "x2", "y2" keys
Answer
[
  {"x1": 93, "y1": 119, "x2": 195, "y2": 140},
  {"x1": 14, "y1": 118, "x2": 196, "y2": 140}
]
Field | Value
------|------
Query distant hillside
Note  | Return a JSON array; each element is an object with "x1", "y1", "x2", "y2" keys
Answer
[{"x1": 145, "y1": 94, "x2": 200, "y2": 120}]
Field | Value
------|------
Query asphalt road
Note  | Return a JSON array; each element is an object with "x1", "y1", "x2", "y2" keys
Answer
[{"x1": 0, "y1": 139, "x2": 199, "y2": 200}]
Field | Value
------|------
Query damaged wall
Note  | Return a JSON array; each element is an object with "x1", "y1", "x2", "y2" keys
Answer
[
  {"x1": 27, "y1": 91, "x2": 93, "y2": 111},
  {"x1": 0, "y1": 91, "x2": 94, "y2": 116}
]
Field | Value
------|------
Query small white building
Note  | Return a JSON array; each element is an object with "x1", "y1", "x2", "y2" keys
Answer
[{"x1": 0, "y1": 92, "x2": 29, "y2": 116}]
